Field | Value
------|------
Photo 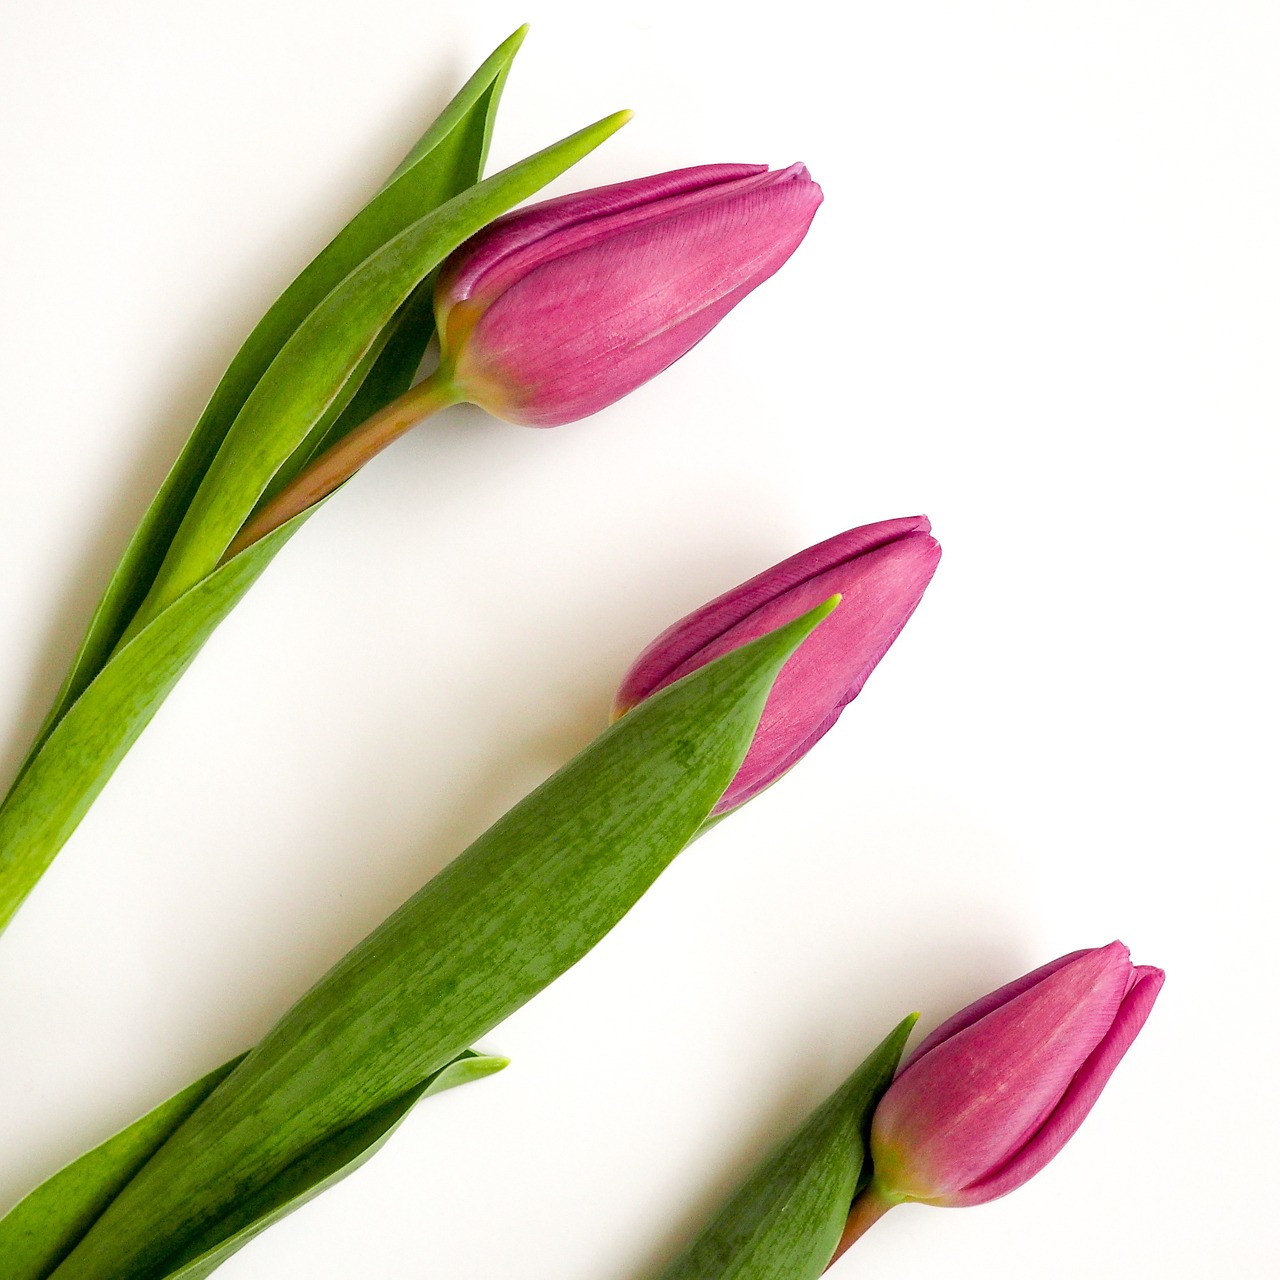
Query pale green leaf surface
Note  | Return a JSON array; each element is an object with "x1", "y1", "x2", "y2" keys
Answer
[
  {"x1": 24, "y1": 27, "x2": 526, "y2": 753},
  {"x1": 653, "y1": 1015, "x2": 917, "y2": 1280},
  {"x1": 50, "y1": 602, "x2": 836, "y2": 1279}
]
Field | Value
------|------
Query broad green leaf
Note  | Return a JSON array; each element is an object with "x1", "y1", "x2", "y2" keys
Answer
[
  {"x1": 158, "y1": 1052, "x2": 506, "y2": 1280},
  {"x1": 0, "y1": 1056, "x2": 246, "y2": 1280},
  {"x1": 129, "y1": 105, "x2": 632, "y2": 636},
  {"x1": 50, "y1": 601, "x2": 837, "y2": 1278},
  {"x1": 0, "y1": 515, "x2": 303, "y2": 934},
  {"x1": 0, "y1": 1051, "x2": 501, "y2": 1280},
  {"x1": 22, "y1": 28, "x2": 527, "y2": 761},
  {"x1": 653, "y1": 1015, "x2": 918, "y2": 1280},
  {"x1": 0, "y1": 109, "x2": 629, "y2": 936}
]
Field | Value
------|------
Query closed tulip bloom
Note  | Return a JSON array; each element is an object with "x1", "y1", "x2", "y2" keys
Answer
[
  {"x1": 614, "y1": 516, "x2": 940, "y2": 814},
  {"x1": 871, "y1": 942, "x2": 1163, "y2": 1210},
  {"x1": 434, "y1": 163, "x2": 823, "y2": 426},
  {"x1": 231, "y1": 164, "x2": 820, "y2": 553}
]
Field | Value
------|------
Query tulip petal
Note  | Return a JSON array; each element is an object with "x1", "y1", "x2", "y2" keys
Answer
[
  {"x1": 905, "y1": 948, "x2": 1096, "y2": 1067},
  {"x1": 872, "y1": 943, "x2": 1135, "y2": 1201},
  {"x1": 616, "y1": 517, "x2": 932, "y2": 711},
  {"x1": 614, "y1": 517, "x2": 939, "y2": 813},
  {"x1": 459, "y1": 171, "x2": 822, "y2": 425},
  {"x1": 954, "y1": 966, "x2": 1165, "y2": 1205},
  {"x1": 715, "y1": 533, "x2": 940, "y2": 810},
  {"x1": 440, "y1": 163, "x2": 771, "y2": 310}
]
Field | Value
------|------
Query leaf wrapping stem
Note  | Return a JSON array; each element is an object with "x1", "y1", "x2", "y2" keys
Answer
[{"x1": 224, "y1": 369, "x2": 461, "y2": 559}]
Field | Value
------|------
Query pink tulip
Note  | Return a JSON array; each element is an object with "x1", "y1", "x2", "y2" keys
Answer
[
  {"x1": 870, "y1": 942, "x2": 1165, "y2": 1208},
  {"x1": 614, "y1": 516, "x2": 940, "y2": 814},
  {"x1": 434, "y1": 163, "x2": 822, "y2": 426}
]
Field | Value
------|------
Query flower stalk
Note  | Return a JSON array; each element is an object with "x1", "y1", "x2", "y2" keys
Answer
[
  {"x1": 827, "y1": 1187, "x2": 894, "y2": 1266},
  {"x1": 224, "y1": 369, "x2": 461, "y2": 559}
]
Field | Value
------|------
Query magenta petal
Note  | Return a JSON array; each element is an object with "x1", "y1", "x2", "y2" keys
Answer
[
  {"x1": 466, "y1": 176, "x2": 821, "y2": 425},
  {"x1": 435, "y1": 162, "x2": 822, "y2": 427},
  {"x1": 954, "y1": 967, "x2": 1166, "y2": 1205},
  {"x1": 616, "y1": 517, "x2": 932, "y2": 709},
  {"x1": 904, "y1": 948, "x2": 1097, "y2": 1067},
  {"x1": 613, "y1": 516, "x2": 939, "y2": 814},
  {"x1": 439, "y1": 164, "x2": 769, "y2": 306},
  {"x1": 711, "y1": 534, "x2": 940, "y2": 810},
  {"x1": 870, "y1": 943, "x2": 1164, "y2": 1208}
]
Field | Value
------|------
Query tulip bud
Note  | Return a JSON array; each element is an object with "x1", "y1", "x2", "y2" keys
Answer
[
  {"x1": 614, "y1": 516, "x2": 940, "y2": 814},
  {"x1": 869, "y1": 942, "x2": 1165, "y2": 1209},
  {"x1": 434, "y1": 163, "x2": 822, "y2": 426}
]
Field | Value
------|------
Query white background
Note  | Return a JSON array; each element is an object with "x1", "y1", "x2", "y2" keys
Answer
[{"x1": 1, "y1": 2, "x2": 1276, "y2": 1276}]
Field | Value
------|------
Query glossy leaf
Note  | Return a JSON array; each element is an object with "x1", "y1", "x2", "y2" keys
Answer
[
  {"x1": 654, "y1": 1015, "x2": 917, "y2": 1280},
  {"x1": 49, "y1": 601, "x2": 835, "y2": 1278}
]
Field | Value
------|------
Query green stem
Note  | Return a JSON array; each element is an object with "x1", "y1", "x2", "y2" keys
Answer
[
  {"x1": 222, "y1": 369, "x2": 461, "y2": 561},
  {"x1": 826, "y1": 1187, "x2": 895, "y2": 1269}
]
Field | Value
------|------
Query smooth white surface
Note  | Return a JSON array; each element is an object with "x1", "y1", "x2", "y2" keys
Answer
[{"x1": 0, "y1": 3, "x2": 1275, "y2": 1276}]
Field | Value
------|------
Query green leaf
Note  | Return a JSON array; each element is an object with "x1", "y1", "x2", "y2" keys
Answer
[
  {"x1": 653, "y1": 1015, "x2": 918, "y2": 1280},
  {"x1": 157, "y1": 1052, "x2": 506, "y2": 1280},
  {"x1": 0, "y1": 515, "x2": 303, "y2": 935},
  {"x1": 252, "y1": 278, "x2": 437, "y2": 513},
  {"x1": 0, "y1": 97, "x2": 630, "y2": 936},
  {"x1": 0, "y1": 1056, "x2": 246, "y2": 1280},
  {"x1": 128, "y1": 105, "x2": 632, "y2": 636},
  {"x1": 22, "y1": 27, "x2": 527, "y2": 762},
  {"x1": 48, "y1": 601, "x2": 837, "y2": 1279},
  {"x1": 0, "y1": 1051, "x2": 502, "y2": 1280}
]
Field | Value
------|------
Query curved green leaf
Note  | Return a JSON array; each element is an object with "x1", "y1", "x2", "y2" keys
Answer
[
  {"x1": 159, "y1": 1052, "x2": 506, "y2": 1280},
  {"x1": 25, "y1": 27, "x2": 527, "y2": 758},
  {"x1": 0, "y1": 1051, "x2": 501, "y2": 1280},
  {"x1": 49, "y1": 601, "x2": 836, "y2": 1279},
  {"x1": 0, "y1": 92, "x2": 630, "y2": 935},
  {"x1": 653, "y1": 1015, "x2": 918, "y2": 1280},
  {"x1": 130, "y1": 105, "x2": 631, "y2": 635},
  {"x1": 0, "y1": 1056, "x2": 246, "y2": 1280},
  {"x1": 0, "y1": 516, "x2": 303, "y2": 934}
]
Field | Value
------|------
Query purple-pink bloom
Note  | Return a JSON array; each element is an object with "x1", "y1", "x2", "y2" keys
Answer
[
  {"x1": 614, "y1": 516, "x2": 940, "y2": 814},
  {"x1": 869, "y1": 942, "x2": 1165, "y2": 1207},
  {"x1": 434, "y1": 163, "x2": 822, "y2": 426}
]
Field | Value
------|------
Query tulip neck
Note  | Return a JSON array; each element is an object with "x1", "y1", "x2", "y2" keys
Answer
[
  {"x1": 223, "y1": 369, "x2": 462, "y2": 560},
  {"x1": 825, "y1": 1186, "x2": 896, "y2": 1269}
]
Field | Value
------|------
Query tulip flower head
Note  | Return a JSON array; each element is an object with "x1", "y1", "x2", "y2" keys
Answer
[
  {"x1": 869, "y1": 942, "x2": 1164, "y2": 1209},
  {"x1": 434, "y1": 163, "x2": 823, "y2": 426},
  {"x1": 614, "y1": 516, "x2": 940, "y2": 814},
  {"x1": 230, "y1": 164, "x2": 821, "y2": 554}
]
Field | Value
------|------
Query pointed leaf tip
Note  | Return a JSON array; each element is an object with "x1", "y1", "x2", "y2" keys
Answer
[
  {"x1": 497, "y1": 24, "x2": 529, "y2": 57},
  {"x1": 784, "y1": 592, "x2": 842, "y2": 642},
  {"x1": 587, "y1": 109, "x2": 634, "y2": 141}
]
